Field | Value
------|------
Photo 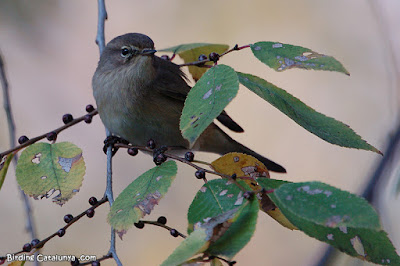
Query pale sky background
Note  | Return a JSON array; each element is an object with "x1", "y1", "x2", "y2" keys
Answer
[{"x1": 0, "y1": 1, "x2": 399, "y2": 265}]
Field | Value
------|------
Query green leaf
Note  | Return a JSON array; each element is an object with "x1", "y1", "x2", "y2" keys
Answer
[
  {"x1": 160, "y1": 43, "x2": 229, "y2": 81},
  {"x1": 180, "y1": 65, "x2": 239, "y2": 146},
  {"x1": 256, "y1": 178, "x2": 290, "y2": 190},
  {"x1": 237, "y1": 72, "x2": 382, "y2": 154},
  {"x1": 161, "y1": 228, "x2": 209, "y2": 266},
  {"x1": 206, "y1": 199, "x2": 258, "y2": 259},
  {"x1": 0, "y1": 153, "x2": 15, "y2": 190},
  {"x1": 251, "y1": 41, "x2": 349, "y2": 75},
  {"x1": 268, "y1": 181, "x2": 400, "y2": 264},
  {"x1": 188, "y1": 179, "x2": 247, "y2": 233},
  {"x1": 108, "y1": 161, "x2": 177, "y2": 238},
  {"x1": 188, "y1": 179, "x2": 258, "y2": 259},
  {"x1": 16, "y1": 142, "x2": 85, "y2": 206}
]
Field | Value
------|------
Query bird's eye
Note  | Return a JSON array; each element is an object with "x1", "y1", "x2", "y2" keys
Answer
[{"x1": 121, "y1": 47, "x2": 131, "y2": 57}]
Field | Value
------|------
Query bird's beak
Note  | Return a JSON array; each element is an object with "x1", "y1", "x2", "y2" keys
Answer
[{"x1": 141, "y1": 49, "x2": 157, "y2": 55}]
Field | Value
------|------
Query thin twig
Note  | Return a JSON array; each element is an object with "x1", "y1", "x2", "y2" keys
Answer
[
  {"x1": 0, "y1": 197, "x2": 108, "y2": 259},
  {"x1": 141, "y1": 220, "x2": 187, "y2": 238},
  {"x1": 0, "y1": 51, "x2": 39, "y2": 266},
  {"x1": 95, "y1": 0, "x2": 108, "y2": 55},
  {"x1": 178, "y1": 44, "x2": 250, "y2": 68},
  {"x1": 220, "y1": 44, "x2": 250, "y2": 57},
  {"x1": 0, "y1": 110, "x2": 98, "y2": 158},
  {"x1": 114, "y1": 143, "x2": 250, "y2": 192},
  {"x1": 95, "y1": 1, "x2": 123, "y2": 265}
]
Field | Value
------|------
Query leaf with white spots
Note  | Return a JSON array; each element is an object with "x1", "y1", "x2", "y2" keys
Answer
[
  {"x1": 108, "y1": 161, "x2": 177, "y2": 238},
  {"x1": 180, "y1": 65, "x2": 239, "y2": 146},
  {"x1": 188, "y1": 179, "x2": 247, "y2": 233},
  {"x1": 187, "y1": 179, "x2": 258, "y2": 259},
  {"x1": 15, "y1": 142, "x2": 85, "y2": 206},
  {"x1": 211, "y1": 152, "x2": 270, "y2": 180},
  {"x1": 205, "y1": 199, "x2": 258, "y2": 259},
  {"x1": 160, "y1": 43, "x2": 229, "y2": 81},
  {"x1": 251, "y1": 41, "x2": 349, "y2": 75},
  {"x1": 0, "y1": 152, "x2": 15, "y2": 190},
  {"x1": 238, "y1": 72, "x2": 382, "y2": 154},
  {"x1": 267, "y1": 181, "x2": 400, "y2": 264}
]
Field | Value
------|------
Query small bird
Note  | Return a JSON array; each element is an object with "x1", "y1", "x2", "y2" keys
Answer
[{"x1": 92, "y1": 33, "x2": 286, "y2": 173}]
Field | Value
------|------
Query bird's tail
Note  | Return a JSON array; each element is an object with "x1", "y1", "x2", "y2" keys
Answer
[{"x1": 197, "y1": 124, "x2": 286, "y2": 173}]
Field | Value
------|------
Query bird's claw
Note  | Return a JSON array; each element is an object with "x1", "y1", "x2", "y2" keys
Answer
[{"x1": 103, "y1": 136, "x2": 130, "y2": 156}]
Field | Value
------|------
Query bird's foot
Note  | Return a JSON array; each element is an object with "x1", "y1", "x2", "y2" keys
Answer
[{"x1": 103, "y1": 136, "x2": 130, "y2": 156}]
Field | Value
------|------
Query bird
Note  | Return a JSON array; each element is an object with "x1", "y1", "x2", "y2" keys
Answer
[{"x1": 92, "y1": 33, "x2": 286, "y2": 173}]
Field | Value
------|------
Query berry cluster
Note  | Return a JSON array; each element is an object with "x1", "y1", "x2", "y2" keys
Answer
[{"x1": 134, "y1": 216, "x2": 184, "y2": 239}]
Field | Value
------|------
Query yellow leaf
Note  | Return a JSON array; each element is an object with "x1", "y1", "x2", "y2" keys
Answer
[
  {"x1": 212, "y1": 153, "x2": 297, "y2": 230},
  {"x1": 211, "y1": 152, "x2": 269, "y2": 179}
]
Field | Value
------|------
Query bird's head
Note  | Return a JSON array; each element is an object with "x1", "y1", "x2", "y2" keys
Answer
[{"x1": 97, "y1": 33, "x2": 157, "y2": 72}]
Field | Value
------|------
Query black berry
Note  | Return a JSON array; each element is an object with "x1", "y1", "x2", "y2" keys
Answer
[
  {"x1": 134, "y1": 221, "x2": 145, "y2": 229},
  {"x1": 46, "y1": 131, "x2": 57, "y2": 141},
  {"x1": 86, "y1": 104, "x2": 95, "y2": 113},
  {"x1": 243, "y1": 191, "x2": 254, "y2": 200},
  {"x1": 18, "y1": 135, "x2": 29, "y2": 144},
  {"x1": 127, "y1": 147, "x2": 138, "y2": 156},
  {"x1": 71, "y1": 258, "x2": 80, "y2": 266},
  {"x1": 88, "y1": 196, "x2": 98, "y2": 206},
  {"x1": 22, "y1": 243, "x2": 32, "y2": 252},
  {"x1": 31, "y1": 238, "x2": 40, "y2": 247},
  {"x1": 154, "y1": 153, "x2": 167, "y2": 165},
  {"x1": 62, "y1": 114, "x2": 73, "y2": 124},
  {"x1": 198, "y1": 54, "x2": 207, "y2": 61},
  {"x1": 84, "y1": 114, "x2": 92, "y2": 124},
  {"x1": 91, "y1": 261, "x2": 100, "y2": 266},
  {"x1": 195, "y1": 169, "x2": 206, "y2": 179},
  {"x1": 157, "y1": 216, "x2": 167, "y2": 225},
  {"x1": 170, "y1": 229, "x2": 179, "y2": 237},
  {"x1": 86, "y1": 208, "x2": 95, "y2": 218},
  {"x1": 57, "y1": 228, "x2": 66, "y2": 237},
  {"x1": 147, "y1": 139, "x2": 156, "y2": 149},
  {"x1": 231, "y1": 173, "x2": 237, "y2": 180},
  {"x1": 71, "y1": 260, "x2": 80, "y2": 266},
  {"x1": 185, "y1": 152, "x2": 194, "y2": 162},
  {"x1": 209, "y1": 52, "x2": 220, "y2": 63},
  {"x1": 64, "y1": 214, "x2": 73, "y2": 224},
  {"x1": 160, "y1": 55, "x2": 170, "y2": 61}
]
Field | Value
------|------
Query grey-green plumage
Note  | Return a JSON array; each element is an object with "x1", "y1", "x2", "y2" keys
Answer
[{"x1": 92, "y1": 33, "x2": 285, "y2": 173}]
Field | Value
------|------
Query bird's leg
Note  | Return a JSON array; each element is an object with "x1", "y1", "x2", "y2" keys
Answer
[{"x1": 103, "y1": 135, "x2": 130, "y2": 156}]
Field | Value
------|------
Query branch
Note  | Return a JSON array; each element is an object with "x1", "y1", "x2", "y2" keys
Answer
[
  {"x1": 140, "y1": 219, "x2": 187, "y2": 239},
  {"x1": 114, "y1": 142, "x2": 251, "y2": 193},
  {"x1": 0, "y1": 196, "x2": 108, "y2": 260},
  {"x1": 95, "y1": 0, "x2": 108, "y2": 55},
  {"x1": 0, "y1": 109, "x2": 98, "y2": 158},
  {"x1": 0, "y1": 51, "x2": 39, "y2": 266},
  {"x1": 178, "y1": 44, "x2": 250, "y2": 67},
  {"x1": 94, "y1": 1, "x2": 123, "y2": 265}
]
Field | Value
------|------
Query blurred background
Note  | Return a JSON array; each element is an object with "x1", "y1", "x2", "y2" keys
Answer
[{"x1": 0, "y1": 0, "x2": 399, "y2": 265}]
